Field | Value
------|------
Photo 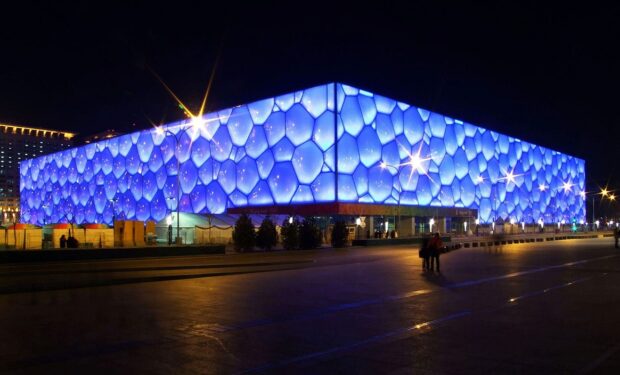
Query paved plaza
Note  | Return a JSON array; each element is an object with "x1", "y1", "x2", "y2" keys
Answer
[{"x1": 1, "y1": 237, "x2": 620, "y2": 373}]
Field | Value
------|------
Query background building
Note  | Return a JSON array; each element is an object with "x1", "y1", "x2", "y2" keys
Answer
[
  {"x1": 1, "y1": 124, "x2": 74, "y2": 224},
  {"x1": 19, "y1": 83, "x2": 585, "y2": 236},
  {"x1": 80, "y1": 129, "x2": 122, "y2": 145}
]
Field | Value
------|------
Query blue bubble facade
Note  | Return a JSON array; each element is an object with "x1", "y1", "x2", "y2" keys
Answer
[{"x1": 20, "y1": 83, "x2": 585, "y2": 225}]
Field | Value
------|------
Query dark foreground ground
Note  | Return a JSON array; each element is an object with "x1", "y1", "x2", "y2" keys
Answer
[{"x1": 1, "y1": 238, "x2": 620, "y2": 374}]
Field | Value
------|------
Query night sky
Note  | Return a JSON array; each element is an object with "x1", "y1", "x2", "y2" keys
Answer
[{"x1": 1, "y1": 2, "x2": 619, "y2": 188}]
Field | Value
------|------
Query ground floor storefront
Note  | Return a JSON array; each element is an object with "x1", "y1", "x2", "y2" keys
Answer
[{"x1": 7, "y1": 203, "x2": 599, "y2": 249}]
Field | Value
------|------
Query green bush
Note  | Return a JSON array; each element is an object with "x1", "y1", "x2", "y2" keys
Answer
[
  {"x1": 299, "y1": 217, "x2": 322, "y2": 250},
  {"x1": 280, "y1": 218, "x2": 299, "y2": 250},
  {"x1": 232, "y1": 214, "x2": 255, "y2": 252},
  {"x1": 256, "y1": 216, "x2": 277, "y2": 251},
  {"x1": 331, "y1": 220, "x2": 348, "y2": 248}
]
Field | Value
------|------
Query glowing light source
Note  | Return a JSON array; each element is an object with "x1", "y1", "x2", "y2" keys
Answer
[
  {"x1": 539, "y1": 183, "x2": 547, "y2": 192},
  {"x1": 190, "y1": 116, "x2": 206, "y2": 129},
  {"x1": 476, "y1": 175, "x2": 484, "y2": 184},
  {"x1": 379, "y1": 161, "x2": 391, "y2": 170},
  {"x1": 396, "y1": 141, "x2": 433, "y2": 185},
  {"x1": 562, "y1": 181, "x2": 573, "y2": 193},
  {"x1": 407, "y1": 154, "x2": 422, "y2": 171},
  {"x1": 610, "y1": 194, "x2": 616, "y2": 201}
]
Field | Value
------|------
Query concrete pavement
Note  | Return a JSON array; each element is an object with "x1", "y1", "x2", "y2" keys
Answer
[{"x1": 1, "y1": 237, "x2": 620, "y2": 373}]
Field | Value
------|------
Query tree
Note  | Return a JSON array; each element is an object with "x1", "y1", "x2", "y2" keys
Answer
[
  {"x1": 280, "y1": 218, "x2": 299, "y2": 250},
  {"x1": 299, "y1": 217, "x2": 322, "y2": 250},
  {"x1": 331, "y1": 220, "x2": 348, "y2": 248},
  {"x1": 256, "y1": 216, "x2": 277, "y2": 251},
  {"x1": 232, "y1": 214, "x2": 255, "y2": 252}
]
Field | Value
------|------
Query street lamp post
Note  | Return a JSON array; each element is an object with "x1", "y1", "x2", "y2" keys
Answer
[
  {"x1": 156, "y1": 118, "x2": 206, "y2": 245},
  {"x1": 379, "y1": 162, "x2": 401, "y2": 236},
  {"x1": 109, "y1": 196, "x2": 119, "y2": 224},
  {"x1": 587, "y1": 188, "x2": 614, "y2": 231},
  {"x1": 160, "y1": 127, "x2": 184, "y2": 245},
  {"x1": 592, "y1": 194, "x2": 597, "y2": 228}
]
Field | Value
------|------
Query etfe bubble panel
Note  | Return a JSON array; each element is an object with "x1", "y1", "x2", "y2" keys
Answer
[
  {"x1": 19, "y1": 84, "x2": 336, "y2": 225},
  {"x1": 20, "y1": 83, "x2": 585, "y2": 225},
  {"x1": 335, "y1": 83, "x2": 585, "y2": 224}
]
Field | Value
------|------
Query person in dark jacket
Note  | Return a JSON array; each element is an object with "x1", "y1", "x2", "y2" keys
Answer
[
  {"x1": 428, "y1": 233, "x2": 443, "y2": 272},
  {"x1": 59, "y1": 235, "x2": 66, "y2": 248},
  {"x1": 419, "y1": 237, "x2": 430, "y2": 271},
  {"x1": 67, "y1": 236, "x2": 79, "y2": 248}
]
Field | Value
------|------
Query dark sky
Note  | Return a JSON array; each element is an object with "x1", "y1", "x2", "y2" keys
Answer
[{"x1": 1, "y1": 2, "x2": 619, "y2": 187}]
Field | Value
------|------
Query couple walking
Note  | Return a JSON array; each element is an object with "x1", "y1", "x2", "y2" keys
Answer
[{"x1": 420, "y1": 233, "x2": 443, "y2": 272}]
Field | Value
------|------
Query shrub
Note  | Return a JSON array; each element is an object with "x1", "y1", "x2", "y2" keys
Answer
[
  {"x1": 256, "y1": 216, "x2": 277, "y2": 251},
  {"x1": 280, "y1": 218, "x2": 299, "y2": 250},
  {"x1": 299, "y1": 217, "x2": 322, "y2": 250},
  {"x1": 232, "y1": 214, "x2": 255, "y2": 252},
  {"x1": 331, "y1": 220, "x2": 348, "y2": 248}
]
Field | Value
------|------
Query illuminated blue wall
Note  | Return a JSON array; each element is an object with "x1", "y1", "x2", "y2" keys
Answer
[{"x1": 20, "y1": 83, "x2": 585, "y2": 225}]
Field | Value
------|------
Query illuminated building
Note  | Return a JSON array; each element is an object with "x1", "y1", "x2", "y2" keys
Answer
[
  {"x1": 19, "y1": 83, "x2": 585, "y2": 235},
  {"x1": 1, "y1": 124, "x2": 75, "y2": 223}
]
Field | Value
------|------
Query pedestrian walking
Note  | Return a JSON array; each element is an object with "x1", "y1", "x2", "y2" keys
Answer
[
  {"x1": 428, "y1": 232, "x2": 443, "y2": 272},
  {"x1": 419, "y1": 237, "x2": 430, "y2": 271},
  {"x1": 614, "y1": 227, "x2": 619, "y2": 249},
  {"x1": 67, "y1": 236, "x2": 79, "y2": 248},
  {"x1": 59, "y1": 235, "x2": 66, "y2": 248}
]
